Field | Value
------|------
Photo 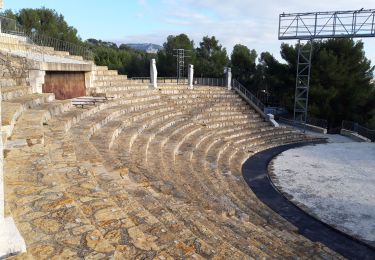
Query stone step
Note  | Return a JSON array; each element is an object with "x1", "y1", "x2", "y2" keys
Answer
[
  {"x1": 71, "y1": 101, "x2": 171, "y2": 140},
  {"x1": 7, "y1": 93, "x2": 55, "y2": 109},
  {"x1": 94, "y1": 70, "x2": 118, "y2": 76},
  {"x1": 2, "y1": 79, "x2": 340, "y2": 258},
  {"x1": 1, "y1": 93, "x2": 56, "y2": 142},
  {"x1": 2, "y1": 85, "x2": 33, "y2": 101},
  {"x1": 7, "y1": 109, "x2": 50, "y2": 147},
  {"x1": 103, "y1": 89, "x2": 158, "y2": 99},
  {"x1": 64, "y1": 123, "x2": 212, "y2": 258},
  {"x1": 4, "y1": 129, "x2": 132, "y2": 258},
  {"x1": 2, "y1": 99, "x2": 72, "y2": 146},
  {"x1": 0, "y1": 78, "x2": 19, "y2": 88},
  {"x1": 93, "y1": 65, "x2": 109, "y2": 71},
  {"x1": 100, "y1": 134, "x2": 270, "y2": 256},
  {"x1": 92, "y1": 85, "x2": 150, "y2": 93},
  {"x1": 2, "y1": 102, "x2": 23, "y2": 131},
  {"x1": 5, "y1": 104, "x2": 170, "y2": 257},
  {"x1": 49, "y1": 95, "x2": 162, "y2": 133},
  {"x1": 33, "y1": 100, "x2": 73, "y2": 117},
  {"x1": 93, "y1": 75, "x2": 129, "y2": 81},
  {"x1": 140, "y1": 120, "x2": 326, "y2": 258},
  {"x1": 120, "y1": 125, "x2": 296, "y2": 256},
  {"x1": 160, "y1": 88, "x2": 233, "y2": 95},
  {"x1": 63, "y1": 54, "x2": 84, "y2": 61},
  {"x1": 167, "y1": 93, "x2": 240, "y2": 100}
]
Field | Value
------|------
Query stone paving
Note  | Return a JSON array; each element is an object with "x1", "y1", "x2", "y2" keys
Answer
[{"x1": 2, "y1": 66, "x2": 344, "y2": 259}]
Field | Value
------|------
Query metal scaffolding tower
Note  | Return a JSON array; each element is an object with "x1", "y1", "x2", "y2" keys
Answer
[
  {"x1": 278, "y1": 9, "x2": 375, "y2": 128},
  {"x1": 294, "y1": 40, "x2": 313, "y2": 123},
  {"x1": 173, "y1": 49, "x2": 190, "y2": 84}
]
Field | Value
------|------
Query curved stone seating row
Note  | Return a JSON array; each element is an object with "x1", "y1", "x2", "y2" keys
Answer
[
  {"x1": 89, "y1": 86, "x2": 336, "y2": 256},
  {"x1": 72, "y1": 86, "x2": 308, "y2": 256},
  {"x1": 0, "y1": 34, "x2": 87, "y2": 63},
  {"x1": 2, "y1": 93, "x2": 72, "y2": 146},
  {"x1": 5, "y1": 100, "x2": 215, "y2": 258},
  {"x1": 62, "y1": 94, "x2": 245, "y2": 258},
  {"x1": 4, "y1": 84, "x2": 340, "y2": 259},
  {"x1": 107, "y1": 114, "x2": 322, "y2": 258}
]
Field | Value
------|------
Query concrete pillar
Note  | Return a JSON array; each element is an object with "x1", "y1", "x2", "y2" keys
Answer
[
  {"x1": 85, "y1": 70, "x2": 95, "y2": 95},
  {"x1": 29, "y1": 69, "x2": 45, "y2": 93},
  {"x1": 267, "y1": 114, "x2": 280, "y2": 127},
  {"x1": 0, "y1": 68, "x2": 27, "y2": 258},
  {"x1": 188, "y1": 64, "x2": 194, "y2": 89},
  {"x1": 150, "y1": 59, "x2": 157, "y2": 89},
  {"x1": 226, "y1": 67, "x2": 232, "y2": 90}
]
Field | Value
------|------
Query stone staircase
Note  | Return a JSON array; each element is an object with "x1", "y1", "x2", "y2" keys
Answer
[
  {"x1": 0, "y1": 34, "x2": 87, "y2": 63},
  {"x1": 1, "y1": 65, "x2": 343, "y2": 259}
]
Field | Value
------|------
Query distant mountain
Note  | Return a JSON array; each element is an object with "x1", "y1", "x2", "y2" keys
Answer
[{"x1": 125, "y1": 43, "x2": 163, "y2": 54}]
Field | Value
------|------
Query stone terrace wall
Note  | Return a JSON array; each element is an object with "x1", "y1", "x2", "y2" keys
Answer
[{"x1": 0, "y1": 52, "x2": 29, "y2": 88}]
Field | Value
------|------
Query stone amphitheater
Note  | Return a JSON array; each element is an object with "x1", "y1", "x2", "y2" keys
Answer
[{"x1": 0, "y1": 32, "x2": 348, "y2": 259}]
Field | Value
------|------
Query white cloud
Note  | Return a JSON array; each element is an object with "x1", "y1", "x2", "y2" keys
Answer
[{"x1": 118, "y1": 0, "x2": 375, "y2": 63}]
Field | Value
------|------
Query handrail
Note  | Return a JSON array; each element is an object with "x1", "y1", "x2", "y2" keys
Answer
[
  {"x1": 307, "y1": 117, "x2": 328, "y2": 129},
  {"x1": 194, "y1": 77, "x2": 226, "y2": 86},
  {"x1": 232, "y1": 79, "x2": 266, "y2": 118},
  {"x1": 129, "y1": 77, "x2": 188, "y2": 84},
  {"x1": 278, "y1": 116, "x2": 328, "y2": 133},
  {"x1": 0, "y1": 15, "x2": 93, "y2": 60},
  {"x1": 342, "y1": 120, "x2": 375, "y2": 142}
]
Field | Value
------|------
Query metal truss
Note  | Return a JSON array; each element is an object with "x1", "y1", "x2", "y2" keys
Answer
[
  {"x1": 279, "y1": 9, "x2": 375, "y2": 40},
  {"x1": 279, "y1": 9, "x2": 375, "y2": 130},
  {"x1": 173, "y1": 49, "x2": 190, "y2": 84},
  {"x1": 294, "y1": 40, "x2": 313, "y2": 126}
]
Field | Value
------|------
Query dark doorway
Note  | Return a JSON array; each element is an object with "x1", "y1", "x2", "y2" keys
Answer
[{"x1": 43, "y1": 71, "x2": 86, "y2": 100}]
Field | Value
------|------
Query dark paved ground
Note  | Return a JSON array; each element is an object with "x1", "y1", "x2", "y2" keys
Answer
[{"x1": 242, "y1": 142, "x2": 375, "y2": 260}]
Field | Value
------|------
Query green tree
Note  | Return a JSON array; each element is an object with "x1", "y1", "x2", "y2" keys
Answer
[
  {"x1": 279, "y1": 39, "x2": 374, "y2": 129},
  {"x1": 14, "y1": 8, "x2": 81, "y2": 43},
  {"x1": 157, "y1": 34, "x2": 195, "y2": 77},
  {"x1": 195, "y1": 36, "x2": 229, "y2": 77},
  {"x1": 253, "y1": 52, "x2": 294, "y2": 106},
  {"x1": 230, "y1": 44, "x2": 257, "y2": 86}
]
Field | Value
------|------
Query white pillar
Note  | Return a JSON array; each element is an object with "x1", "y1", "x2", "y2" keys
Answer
[
  {"x1": 226, "y1": 67, "x2": 232, "y2": 90},
  {"x1": 29, "y1": 69, "x2": 45, "y2": 94},
  {"x1": 150, "y1": 59, "x2": 157, "y2": 89},
  {"x1": 188, "y1": 64, "x2": 194, "y2": 89}
]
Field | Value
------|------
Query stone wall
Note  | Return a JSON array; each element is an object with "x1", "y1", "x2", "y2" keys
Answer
[{"x1": 0, "y1": 52, "x2": 29, "y2": 88}]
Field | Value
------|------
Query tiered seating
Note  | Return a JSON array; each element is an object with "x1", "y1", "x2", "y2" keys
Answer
[
  {"x1": 0, "y1": 34, "x2": 87, "y2": 63},
  {"x1": 3, "y1": 64, "x2": 340, "y2": 258}
]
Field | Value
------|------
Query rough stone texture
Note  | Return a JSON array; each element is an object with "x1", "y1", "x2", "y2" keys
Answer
[
  {"x1": 0, "y1": 50, "x2": 26, "y2": 259},
  {"x1": 0, "y1": 52, "x2": 29, "y2": 88},
  {"x1": 1, "y1": 62, "x2": 344, "y2": 259}
]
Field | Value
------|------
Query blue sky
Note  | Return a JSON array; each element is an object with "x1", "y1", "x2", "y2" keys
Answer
[{"x1": 3, "y1": 0, "x2": 375, "y2": 63}]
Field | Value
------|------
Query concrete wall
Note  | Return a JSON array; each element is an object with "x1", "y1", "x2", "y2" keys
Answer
[{"x1": 43, "y1": 71, "x2": 86, "y2": 100}]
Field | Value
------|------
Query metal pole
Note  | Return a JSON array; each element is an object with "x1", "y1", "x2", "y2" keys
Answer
[{"x1": 294, "y1": 39, "x2": 313, "y2": 133}]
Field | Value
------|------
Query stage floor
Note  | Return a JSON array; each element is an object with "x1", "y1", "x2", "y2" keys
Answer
[{"x1": 270, "y1": 141, "x2": 375, "y2": 247}]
